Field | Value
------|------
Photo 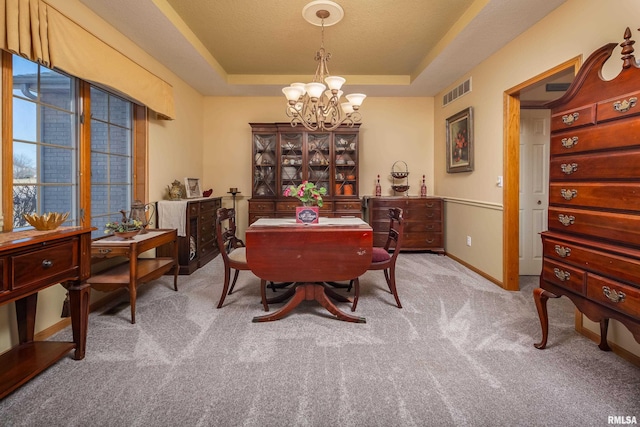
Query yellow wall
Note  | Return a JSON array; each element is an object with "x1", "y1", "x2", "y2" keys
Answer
[
  {"x1": 435, "y1": 0, "x2": 640, "y2": 355},
  {"x1": 202, "y1": 97, "x2": 433, "y2": 237}
]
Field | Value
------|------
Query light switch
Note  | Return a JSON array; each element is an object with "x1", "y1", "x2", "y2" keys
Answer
[{"x1": 497, "y1": 176, "x2": 503, "y2": 187}]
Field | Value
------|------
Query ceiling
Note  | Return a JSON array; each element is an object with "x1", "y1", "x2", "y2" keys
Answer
[{"x1": 78, "y1": 0, "x2": 568, "y2": 98}]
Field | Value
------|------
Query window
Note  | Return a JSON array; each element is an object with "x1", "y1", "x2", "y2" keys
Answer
[
  {"x1": 3, "y1": 52, "x2": 148, "y2": 237},
  {"x1": 11, "y1": 56, "x2": 78, "y2": 228}
]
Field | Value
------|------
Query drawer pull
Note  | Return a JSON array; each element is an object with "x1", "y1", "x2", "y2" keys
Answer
[
  {"x1": 558, "y1": 214, "x2": 575, "y2": 226},
  {"x1": 560, "y1": 163, "x2": 578, "y2": 175},
  {"x1": 560, "y1": 189, "x2": 578, "y2": 200},
  {"x1": 561, "y1": 136, "x2": 578, "y2": 149},
  {"x1": 41, "y1": 259, "x2": 53, "y2": 268},
  {"x1": 613, "y1": 97, "x2": 637, "y2": 113},
  {"x1": 554, "y1": 245, "x2": 571, "y2": 258},
  {"x1": 602, "y1": 286, "x2": 626, "y2": 303},
  {"x1": 426, "y1": 213, "x2": 434, "y2": 218},
  {"x1": 553, "y1": 268, "x2": 570, "y2": 281},
  {"x1": 561, "y1": 112, "x2": 579, "y2": 125},
  {"x1": 425, "y1": 203, "x2": 434, "y2": 208},
  {"x1": 426, "y1": 225, "x2": 434, "y2": 230},
  {"x1": 98, "y1": 248, "x2": 112, "y2": 254},
  {"x1": 426, "y1": 239, "x2": 435, "y2": 244}
]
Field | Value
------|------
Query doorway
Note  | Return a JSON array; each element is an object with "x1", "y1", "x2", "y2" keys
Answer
[{"x1": 502, "y1": 57, "x2": 581, "y2": 291}]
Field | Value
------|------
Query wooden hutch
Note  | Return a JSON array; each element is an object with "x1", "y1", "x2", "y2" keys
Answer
[
  {"x1": 534, "y1": 28, "x2": 640, "y2": 351},
  {"x1": 248, "y1": 123, "x2": 362, "y2": 223}
]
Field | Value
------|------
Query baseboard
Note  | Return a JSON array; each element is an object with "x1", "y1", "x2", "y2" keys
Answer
[
  {"x1": 34, "y1": 289, "x2": 127, "y2": 342},
  {"x1": 444, "y1": 253, "x2": 504, "y2": 289}
]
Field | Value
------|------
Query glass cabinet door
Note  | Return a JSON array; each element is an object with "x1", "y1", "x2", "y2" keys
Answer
[
  {"x1": 253, "y1": 133, "x2": 276, "y2": 197},
  {"x1": 334, "y1": 133, "x2": 358, "y2": 196},
  {"x1": 280, "y1": 132, "x2": 303, "y2": 195},
  {"x1": 307, "y1": 133, "x2": 330, "y2": 195}
]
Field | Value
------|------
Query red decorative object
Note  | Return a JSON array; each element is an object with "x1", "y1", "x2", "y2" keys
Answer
[
  {"x1": 296, "y1": 206, "x2": 319, "y2": 223},
  {"x1": 203, "y1": 188, "x2": 213, "y2": 197}
]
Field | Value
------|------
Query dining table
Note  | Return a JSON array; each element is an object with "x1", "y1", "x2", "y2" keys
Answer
[{"x1": 245, "y1": 217, "x2": 373, "y2": 323}]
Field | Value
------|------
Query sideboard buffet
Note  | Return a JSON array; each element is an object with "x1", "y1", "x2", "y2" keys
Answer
[
  {"x1": 157, "y1": 197, "x2": 222, "y2": 275},
  {"x1": 534, "y1": 27, "x2": 640, "y2": 351},
  {"x1": 363, "y1": 196, "x2": 445, "y2": 253},
  {"x1": 0, "y1": 227, "x2": 93, "y2": 399},
  {"x1": 248, "y1": 123, "x2": 362, "y2": 223}
]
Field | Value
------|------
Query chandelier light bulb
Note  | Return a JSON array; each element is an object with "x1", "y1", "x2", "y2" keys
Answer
[
  {"x1": 291, "y1": 82, "x2": 307, "y2": 94},
  {"x1": 305, "y1": 82, "x2": 326, "y2": 100},
  {"x1": 324, "y1": 75, "x2": 346, "y2": 91},
  {"x1": 345, "y1": 93, "x2": 366, "y2": 108},
  {"x1": 282, "y1": 86, "x2": 304, "y2": 103},
  {"x1": 341, "y1": 102, "x2": 354, "y2": 114}
]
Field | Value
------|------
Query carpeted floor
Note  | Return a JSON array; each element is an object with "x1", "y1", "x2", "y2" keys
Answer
[{"x1": 1, "y1": 253, "x2": 638, "y2": 426}]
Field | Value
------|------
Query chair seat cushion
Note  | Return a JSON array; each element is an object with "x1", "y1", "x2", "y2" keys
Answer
[
  {"x1": 229, "y1": 247, "x2": 247, "y2": 263},
  {"x1": 371, "y1": 247, "x2": 390, "y2": 263}
]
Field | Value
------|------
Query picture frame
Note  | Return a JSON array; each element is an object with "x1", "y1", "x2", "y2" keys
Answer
[
  {"x1": 446, "y1": 107, "x2": 474, "y2": 173},
  {"x1": 184, "y1": 177, "x2": 202, "y2": 198}
]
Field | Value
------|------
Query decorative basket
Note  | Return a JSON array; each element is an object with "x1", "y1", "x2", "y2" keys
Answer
[
  {"x1": 23, "y1": 212, "x2": 69, "y2": 230},
  {"x1": 391, "y1": 185, "x2": 410, "y2": 193},
  {"x1": 390, "y1": 161, "x2": 410, "y2": 179}
]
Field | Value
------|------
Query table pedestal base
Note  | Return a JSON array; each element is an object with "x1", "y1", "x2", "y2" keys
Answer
[{"x1": 253, "y1": 283, "x2": 366, "y2": 323}]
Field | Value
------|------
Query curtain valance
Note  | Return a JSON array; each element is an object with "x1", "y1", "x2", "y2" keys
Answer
[{"x1": 1, "y1": 0, "x2": 175, "y2": 119}]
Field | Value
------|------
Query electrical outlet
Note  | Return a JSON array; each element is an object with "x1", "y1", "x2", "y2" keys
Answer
[{"x1": 466, "y1": 235, "x2": 472, "y2": 246}]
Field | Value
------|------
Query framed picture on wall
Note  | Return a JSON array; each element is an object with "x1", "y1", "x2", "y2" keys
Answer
[
  {"x1": 446, "y1": 107, "x2": 474, "y2": 173},
  {"x1": 184, "y1": 177, "x2": 202, "y2": 198}
]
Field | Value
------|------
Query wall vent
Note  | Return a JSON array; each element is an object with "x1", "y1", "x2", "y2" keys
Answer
[{"x1": 442, "y1": 77, "x2": 472, "y2": 107}]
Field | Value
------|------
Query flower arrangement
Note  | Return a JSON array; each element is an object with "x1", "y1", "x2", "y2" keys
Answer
[
  {"x1": 283, "y1": 181, "x2": 327, "y2": 207},
  {"x1": 104, "y1": 219, "x2": 143, "y2": 234}
]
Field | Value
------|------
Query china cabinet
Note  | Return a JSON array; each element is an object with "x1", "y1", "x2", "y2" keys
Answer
[
  {"x1": 533, "y1": 28, "x2": 640, "y2": 351},
  {"x1": 249, "y1": 123, "x2": 361, "y2": 223}
]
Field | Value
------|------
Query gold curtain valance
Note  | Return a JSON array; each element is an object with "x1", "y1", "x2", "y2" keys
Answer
[{"x1": 0, "y1": 0, "x2": 175, "y2": 119}]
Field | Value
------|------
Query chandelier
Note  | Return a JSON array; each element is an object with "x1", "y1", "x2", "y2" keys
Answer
[{"x1": 282, "y1": 1, "x2": 366, "y2": 131}]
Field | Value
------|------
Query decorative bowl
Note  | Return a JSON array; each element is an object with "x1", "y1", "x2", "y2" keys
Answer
[
  {"x1": 113, "y1": 230, "x2": 140, "y2": 240},
  {"x1": 23, "y1": 212, "x2": 69, "y2": 230},
  {"x1": 392, "y1": 185, "x2": 410, "y2": 193}
]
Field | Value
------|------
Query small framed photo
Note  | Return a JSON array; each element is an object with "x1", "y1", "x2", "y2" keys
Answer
[
  {"x1": 446, "y1": 107, "x2": 474, "y2": 173},
  {"x1": 184, "y1": 177, "x2": 202, "y2": 198}
]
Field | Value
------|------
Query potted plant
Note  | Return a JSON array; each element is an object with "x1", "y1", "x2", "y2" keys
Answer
[
  {"x1": 284, "y1": 181, "x2": 327, "y2": 223},
  {"x1": 105, "y1": 212, "x2": 143, "y2": 239}
]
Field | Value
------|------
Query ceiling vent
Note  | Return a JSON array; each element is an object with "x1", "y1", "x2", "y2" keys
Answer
[{"x1": 442, "y1": 77, "x2": 472, "y2": 107}]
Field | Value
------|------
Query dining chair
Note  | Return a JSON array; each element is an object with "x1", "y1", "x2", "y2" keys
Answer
[
  {"x1": 216, "y1": 207, "x2": 267, "y2": 310},
  {"x1": 351, "y1": 207, "x2": 404, "y2": 311}
]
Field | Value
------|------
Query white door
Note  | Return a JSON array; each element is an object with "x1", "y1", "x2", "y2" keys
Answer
[{"x1": 519, "y1": 109, "x2": 550, "y2": 275}]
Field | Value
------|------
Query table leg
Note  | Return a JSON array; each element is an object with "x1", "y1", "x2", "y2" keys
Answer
[
  {"x1": 253, "y1": 283, "x2": 366, "y2": 323},
  {"x1": 68, "y1": 281, "x2": 91, "y2": 360},
  {"x1": 15, "y1": 293, "x2": 38, "y2": 344}
]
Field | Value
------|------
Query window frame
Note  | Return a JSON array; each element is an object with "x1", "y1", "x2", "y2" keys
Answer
[{"x1": 2, "y1": 51, "x2": 148, "y2": 234}]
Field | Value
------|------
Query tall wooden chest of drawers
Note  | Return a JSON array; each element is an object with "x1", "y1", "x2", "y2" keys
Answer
[
  {"x1": 363, "y1": 196, "x2": 444, "y2": 253},
  {"x1": 157, "y1": 197, "x2": 221, "y2": 274},
  {"x1": 534, "y1": 28, "x2": 640, "y2": 350}
]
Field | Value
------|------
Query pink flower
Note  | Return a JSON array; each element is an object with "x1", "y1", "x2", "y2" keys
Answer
[
  {"x1": 297, "y1": 188, "x2": 305, "y2": 197},
  {"x1": 283, "y1": 188, "x2": 291, "y2": 197}
]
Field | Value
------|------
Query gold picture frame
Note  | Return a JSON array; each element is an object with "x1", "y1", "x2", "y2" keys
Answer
[{"x1": 446, "y1": 107, "x2": 474, "y2": 173}]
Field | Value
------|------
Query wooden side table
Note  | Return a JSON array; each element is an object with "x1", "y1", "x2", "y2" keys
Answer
[
  {"x1": 87, "y1": 229, "x2": 178, "y2": 323},
  {"x1": 0, "y1": 227, "x2": 93, "y2": 399}
]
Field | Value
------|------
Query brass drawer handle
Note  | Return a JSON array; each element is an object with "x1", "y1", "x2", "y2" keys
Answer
[
  {"x1": 42, "y1": 259, "x2": 53, "y2": 269},
  {"x1": 558, "y1": 214, "x2": 575, "y2": 226},
  {"x1": 613, "y1": 97, "x2": 637, "y2": 113},
  {"x1": 560, "y1": 163, "x2": 578, "y2": 175},
  {"x1": 98, "y1": 248, "x2": 112, "y2": 254},
  {"x1": 562, "y1": 112, "x2": 579, "y2": 125},
  {"x1": 553, "y1": 268, "x2": 570, "y2": 281},
  {"x1": 554, "y1": 245, "x2": 571, "y2": 258},
  {"x1": 561, "y1": 137, "x2": 578, "y2": 149},
  {"x1": 425, "y1": 203, "x2": 434, "y2": 208},
  {"x1": 560, "y1": 189, "x2": 578, "y2": 200},
  {"x1": 602, "y1": 286, "x2": 626, "y2": 303},
  {"x1": 426, "y1": 239, "x2": 435, "y2": 243}
]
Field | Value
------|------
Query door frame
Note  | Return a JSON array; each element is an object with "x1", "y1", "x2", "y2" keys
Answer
[{"x1": 502, "y1": 56, "x2": 581, "y2": 291}]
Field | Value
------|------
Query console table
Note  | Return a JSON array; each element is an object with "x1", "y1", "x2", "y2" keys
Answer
[
  {"x1": 87, "y1": 229, "x2": 178, "y2": 324},
  {"x1": 0, "y1": 227, "x2": 93, "y2": 400}
]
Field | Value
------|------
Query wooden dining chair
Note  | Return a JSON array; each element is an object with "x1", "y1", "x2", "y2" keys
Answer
[
  {"x1": 216, "y1": 207, "x2": 267, "y2": 310},
  {"x1": 351, "y1": 207, "x2": 404, "y2": 311}
]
